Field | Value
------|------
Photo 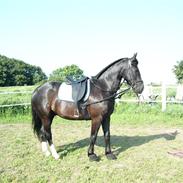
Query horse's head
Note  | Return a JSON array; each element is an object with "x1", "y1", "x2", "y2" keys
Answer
[{"x1": 123, "y1": 53, "x2": 144, "y2": 94}]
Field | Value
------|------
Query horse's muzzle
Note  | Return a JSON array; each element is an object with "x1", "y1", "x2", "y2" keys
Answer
[{"x1": 133, "y1": 81, "x2": 144, "y2": 94}]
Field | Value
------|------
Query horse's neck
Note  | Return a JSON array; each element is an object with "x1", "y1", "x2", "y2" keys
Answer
[{"x1": 98, "y1": 62, "x2": 124, "y2": 92}]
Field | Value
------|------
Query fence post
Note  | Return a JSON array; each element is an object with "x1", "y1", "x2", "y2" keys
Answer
[{"x1": 162, "y1": 82, "x2": 166, "y2": 112}]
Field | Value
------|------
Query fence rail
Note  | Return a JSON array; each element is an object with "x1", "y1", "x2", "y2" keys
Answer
[
  {"x1": 0, "y1": 90, "x2": 32, "y2": 108},
  {"x1": 0, "y1": 91, "x2": 32, "y2": 95},
  {"x1": 0, "y1": 103, "x2": 31, "y2": 108},
  {"x1": 0, "y1": 84, "x2": 183, "y2": 111}
]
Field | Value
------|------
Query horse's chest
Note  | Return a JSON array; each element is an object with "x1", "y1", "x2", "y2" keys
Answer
[{"x1": 91, "y1": 100, "x2": 115, "y2": 117}]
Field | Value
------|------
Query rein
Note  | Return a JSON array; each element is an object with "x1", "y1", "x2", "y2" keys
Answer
[
  {"x1": 81, "y1": 84, "x2": 131, "y2": 108},
  {"x1": 81, "y1": 78, "x2": 142, "y2": 107},
  {"x1": 81, "y1": 57, "x2": 143, "y2": 107}
]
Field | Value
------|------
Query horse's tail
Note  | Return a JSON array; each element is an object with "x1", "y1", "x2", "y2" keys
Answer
[{"x1": 31, "y1": 100, "x2": 42, "y2": 140}]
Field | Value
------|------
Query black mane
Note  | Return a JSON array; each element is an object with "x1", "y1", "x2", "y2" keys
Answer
[{"x1": 94, "y1": 58, "x2": 127, "y2": 79}]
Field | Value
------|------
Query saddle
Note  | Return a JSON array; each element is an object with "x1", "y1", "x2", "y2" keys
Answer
[{"x1": 66, "y1": 76, "x2": 89, "y2": 103}]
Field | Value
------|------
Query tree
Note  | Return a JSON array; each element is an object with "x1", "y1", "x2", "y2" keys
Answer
[
  {"x1": 173, "y1": 60, "x2": 183, "y2": 83},
  {"x1": 49, "y1": 64, "x2": 84, "y2": 82},
  {"x1": 0, "y1": 55, "x2": 47, "y2": 86}
]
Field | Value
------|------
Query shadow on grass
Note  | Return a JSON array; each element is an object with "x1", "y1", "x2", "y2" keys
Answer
[{"x1": 57, "y1": 131, "x2": 178, "y2": 157}]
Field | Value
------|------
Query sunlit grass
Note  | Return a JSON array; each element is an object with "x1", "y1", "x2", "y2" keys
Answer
[
  {"x1": 1, "y1": 85, "x2": 183, "y2": 182},
  {"x1": 0, "y1": 123, "x2": 183, "y2": 182}
]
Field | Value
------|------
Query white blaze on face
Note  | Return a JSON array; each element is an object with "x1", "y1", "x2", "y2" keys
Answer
[{"x1": 128, "y1": 60, "x2": 132, "y2": 68}]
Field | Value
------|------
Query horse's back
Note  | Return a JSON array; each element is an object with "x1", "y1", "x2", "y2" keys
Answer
[{"x1": 32, "y1": 81, "x2": 61, "y2": 104}]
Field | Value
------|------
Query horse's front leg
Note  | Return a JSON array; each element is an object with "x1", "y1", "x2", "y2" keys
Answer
[
  {"x1": 88, "y1": 117, "x2": 101, "y2": 161},
  {"x1": 102, "y1": 117, "x2": 117, "y2": 160}
]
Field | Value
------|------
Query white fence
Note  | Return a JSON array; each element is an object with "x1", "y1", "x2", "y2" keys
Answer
[
  {"x1": 0, "y1": 91, "x2": 32, "y2": 108},
  {"x1": 0, "y1": 84, "x2": 183, "y2": 111},
  {"x1": 119, "y1": 84, "x2": 183, "y2": 111}
]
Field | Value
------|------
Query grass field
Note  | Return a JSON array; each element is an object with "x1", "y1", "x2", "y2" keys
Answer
[
  {"x1": 1, "y1": 119, "x2": 183, "y2": 183},
  {"x1": 1, "y1": 85, "x2": 183, "y2": 182}
]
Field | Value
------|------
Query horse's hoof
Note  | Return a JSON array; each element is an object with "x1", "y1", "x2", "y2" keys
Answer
[
  {"x1": 89, "y1": 153, "x2": 100, "y2": 162},
  {"x1": 53, "y1": 154, "x2": 60, "y2": 160},
  {"x1": 106, "y1": 153, "x2": 117, "y2": 160}
]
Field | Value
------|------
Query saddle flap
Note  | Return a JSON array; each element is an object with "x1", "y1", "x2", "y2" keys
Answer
[{"x1": 72, "y1": 78, "x2": 88, "y2": 102}]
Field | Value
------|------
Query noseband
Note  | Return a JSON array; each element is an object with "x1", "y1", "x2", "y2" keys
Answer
[
  {"x1": 130, "y1": 80, "x2": 144, "y2": 89},
  {"x1": 126, "y1": 60, "x2": 143, "y2": 89}
]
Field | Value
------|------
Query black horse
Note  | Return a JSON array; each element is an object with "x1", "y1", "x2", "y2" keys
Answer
[{"x1": 31, "y1": 53, "x2": 144, "y2": 161}]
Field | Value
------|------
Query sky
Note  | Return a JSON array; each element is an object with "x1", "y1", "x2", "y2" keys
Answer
[{"x1": 0, "y1": 0, "x2": 183, "y2": 84}]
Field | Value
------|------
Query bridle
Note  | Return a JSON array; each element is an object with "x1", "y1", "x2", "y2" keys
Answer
[
  {"x1": 125, "y1": 60, "x2": 144, "y2": 91},
  {"x1": 81, "y1": 59, "x2": 143, "y2": 107},
  {"x1": 126, "y1": 80, "x2": 144, "y2": 90}
]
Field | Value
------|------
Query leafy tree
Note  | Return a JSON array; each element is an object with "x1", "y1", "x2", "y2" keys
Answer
[
  {"x1": 173, "y1": 60, "x2": 183, "y2": 83},
  {"x1": 49, "y1": 64, "x2": 84, "y2": 82},
  {"x1": 0, "y1": 55, "x2": 47, "y2": 86}
]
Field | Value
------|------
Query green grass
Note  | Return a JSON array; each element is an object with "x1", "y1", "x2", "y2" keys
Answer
[
  {"x1": 1, "y1": 121, "x2": 183, "y2": 182},
  {"x1": 0, "y1": 93, "x2": 31, "y2": 105},
  {"x1": 0, "y1": 85, "x2": 36, "y2": 92},
  {"x1": 0, "y1": 86, "x2": 36, "y2": 106},
  {"x1": 112, "y1": 103, "x2": 183, "y2": 126},
  {"x1": 1, "y1": 98, "x2": 183, "y2": 181},
  {"x1": 0, "y1": 105, "x2": 31, "y2": 124},
  {"x1": 1, "y1": 102, "x2": 183, "y2": 126},
  {"x1": 0, "y1": 85, "x2": 35, "y2": 120},
  {"x1": 1, "y1": 85, "x2": 183, "y2": 182}
]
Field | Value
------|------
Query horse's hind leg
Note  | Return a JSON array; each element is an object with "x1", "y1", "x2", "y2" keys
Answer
[
  {"x1": 41, "y1": 134, "x2": 50, "y2": 157},
  {"x1": 40, "y1": 114, "x2": 59, "y2": 159}
]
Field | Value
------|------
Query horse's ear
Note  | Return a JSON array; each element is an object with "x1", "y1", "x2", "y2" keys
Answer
[
  {"x1": 131, "y1": 53, "x2": 138, "y2": 66},
  {"x1": 133, "y1": 53, "x2": 137, "y2": 58}
]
